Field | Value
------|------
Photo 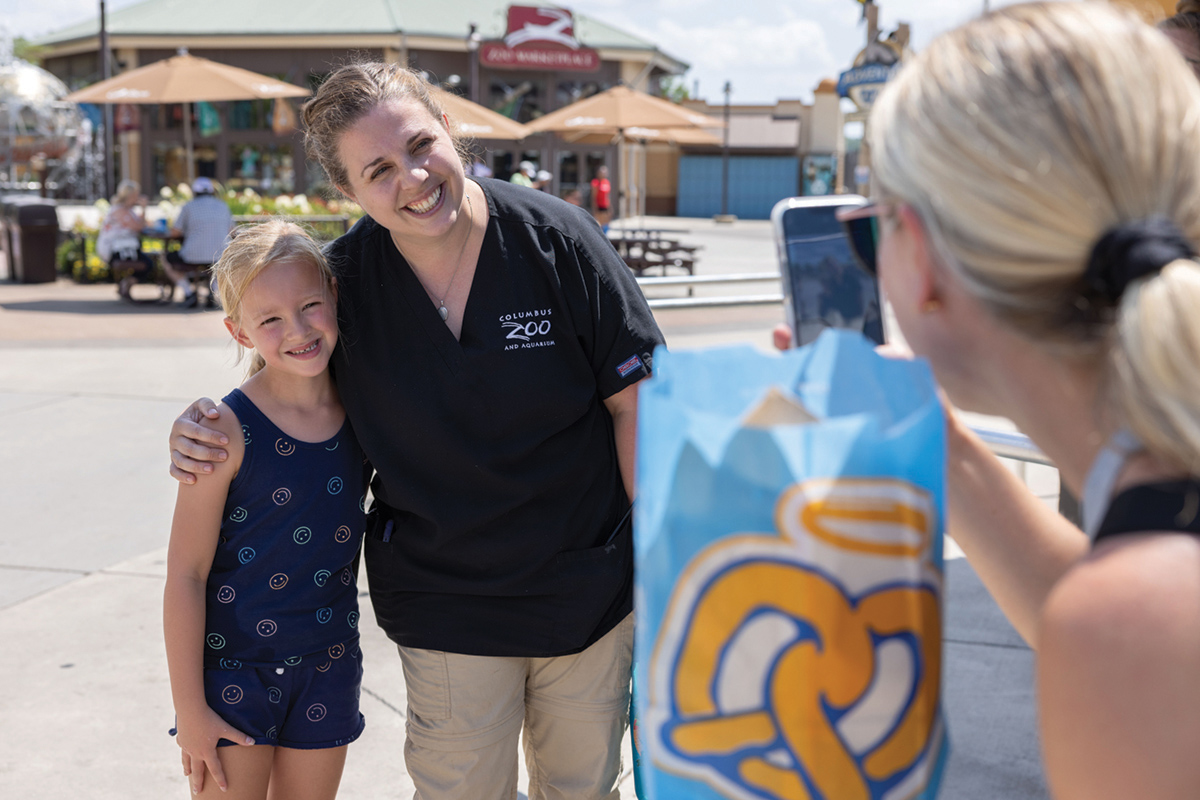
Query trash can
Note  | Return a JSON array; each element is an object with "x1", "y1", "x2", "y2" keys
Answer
[
  {"x1": 0, "y1": 194, "x2": 30, "y2": 281},
  {"x1": 8, "y1": 198, "x2": 59, "y2": 283}
]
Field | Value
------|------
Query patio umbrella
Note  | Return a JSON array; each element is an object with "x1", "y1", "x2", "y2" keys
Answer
[
  {"x1": 64, "y1": 50, "x2": 310, "y2": 183},
  {"x1": 427, "y1": 85, "x2": 528, "y2": 141},
  {"x1": 523, "y1": 86, "x2": 719, "y2": 221},
  {"x1": 523, "y1": 85, "x2": 715, "y2": 136}
]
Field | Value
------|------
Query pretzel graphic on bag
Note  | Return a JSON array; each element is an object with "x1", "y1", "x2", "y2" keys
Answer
[{"x1": 649, "y1": 478, "x2": 944, "y2": 800}]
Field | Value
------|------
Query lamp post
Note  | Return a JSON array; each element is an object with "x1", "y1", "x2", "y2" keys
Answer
[
  {"x1": 467, "y1": 23, "x2": 481, "y2": 104},
  {"x1": 99, "y1": 0, "x2": 114, "y2": 199},
  {"x1": 715, "y1": 80, "x2": 735, "y2": 223}
]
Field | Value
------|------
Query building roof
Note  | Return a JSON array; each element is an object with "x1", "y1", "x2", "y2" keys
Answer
[{"x1": 35, "y1": 0, "x2": 662, "y2": 53}]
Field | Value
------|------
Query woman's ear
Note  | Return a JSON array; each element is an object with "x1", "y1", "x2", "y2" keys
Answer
[
  {"x1": 224, "y1": 317, "x2": 252, "y2": 348},
  {"x1": 895, "y1": 204, "x2": 943, "y2": 309}
]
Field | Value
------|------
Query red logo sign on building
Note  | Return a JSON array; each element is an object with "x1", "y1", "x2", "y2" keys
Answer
[{"x1": 480, "y1": 6, "x2": 600, "y2": 72}]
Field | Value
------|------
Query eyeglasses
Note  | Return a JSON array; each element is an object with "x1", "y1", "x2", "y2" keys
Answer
[{"x1": 837, "y1": 201, "x2": 895, "y2": 277}]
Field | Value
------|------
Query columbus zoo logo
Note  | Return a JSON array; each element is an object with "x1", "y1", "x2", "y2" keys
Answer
[
  {"x1": 647, "y1": 478, "x2": 946, "y2": 800},
  {"x1": 500, "y1": 308, "x2": 555, "y2": 351}
]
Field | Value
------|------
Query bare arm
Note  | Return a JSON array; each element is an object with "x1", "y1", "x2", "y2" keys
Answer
[
  {"x1": 604, "y1": 380, "x2": 641, "y2": 501},
  {"x1": 163, "y1": 408, "x2": 251, "y2": 793},
  {"x1": 169, "y1": 398, "x2": 230, "y2": 484},
  {"x1": 943, "y1": 412, "x2": 1089, "y2": 647}
]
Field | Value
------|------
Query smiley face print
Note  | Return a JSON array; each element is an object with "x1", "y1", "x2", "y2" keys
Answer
[
  {"x1": 268, "y1": 687, "x2": 282, "y2": 704},
  {"x1": 238, "y1": 547, "x2": 256, "y2": 564},
  {"x1": 229, "y1": 506, "x2": 249, "y2": 523},
  {"x1": 269, "y1": 573, "x2": 288, "y2": 590},
  {"x1": 242, "y1": 424, "x2": 251, "y2": 445},
  {"x1": 216, "y1": 585, "x2": 236, "y2": 603},
  {"x1": 316, "y1": 607, "x2": 333, "y2": 624},
  {"x1": 272, "y1": 487, "x2": 292, "y2": 506},
  {"x1": 328, "y1": 643, "x2": 346, "y2": 659},
  {"x1": 348, "y1": 611, "x2": 359, "y2": 628},
  {"x1": 206, "y1": 633, "x2": 226, "y2": 650},
  {"x1": 327, "y1": 476, "x2": 343, "y2": 495},
  {"x1": 293, "y1": 527, "x2": 312, "y2": 545},
  {"x1": 314, "y1": 569, "x2": 331, "y2": 587},
  {"x1": 256, "y1": 619, "x2": 278, "y2": 637},
  {"x1": 275, "y1": 438, "x2": 296, "y2": 457},
  {"x1": 284, "y1": 656, "x2": 302, "y2": 666},
  {"x1": 219, "y1": 658, "x2": 242, "y2": 670},
  {"x1": 306, "y1": 704, "x2": 327, "y2": 722},
  {"x1": 335, "y1": 525, "x2": 353, "y2": 543},
  {"x1": 221, "y1": 685, "x2": 244, "y2": 704}
]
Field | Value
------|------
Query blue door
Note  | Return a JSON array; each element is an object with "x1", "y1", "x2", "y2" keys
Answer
[{"x1": 676, "y1": 155, "x2": 799, "y2": 220}]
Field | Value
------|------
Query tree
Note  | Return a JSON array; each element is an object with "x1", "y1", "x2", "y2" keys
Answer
[
  {"x1": 658, "y1": 76, "x2": 691, "y2": 103},
  {"x1": 14, "y1": 38, "x2": 47, "y2": 66}
]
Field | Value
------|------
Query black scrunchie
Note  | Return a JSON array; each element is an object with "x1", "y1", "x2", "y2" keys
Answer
[{"x1": 1082, "y1": 216, "x2": 1195, "y2": 305}]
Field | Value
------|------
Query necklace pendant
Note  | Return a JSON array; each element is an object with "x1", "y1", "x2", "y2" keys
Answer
[{"x1": 438, "y1": 304, "x2": 449, "y2": 321}]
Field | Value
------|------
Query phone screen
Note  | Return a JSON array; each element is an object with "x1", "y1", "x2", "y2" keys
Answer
[{"x1": 778, "y1": 202, "x2": 884, "y2": 348}]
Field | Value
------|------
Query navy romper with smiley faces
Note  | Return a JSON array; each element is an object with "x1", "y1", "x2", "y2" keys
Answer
[{"x1": 197, "y1": 388, "x2": 369, "y2": 749}]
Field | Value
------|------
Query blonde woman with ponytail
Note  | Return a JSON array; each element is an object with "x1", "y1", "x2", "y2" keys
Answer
[
  {"x1": 840, "y1": 3, "x2": 1200, "y2": 797},
  {"x1": 163, "y1": 221, "x2": 368, "y2": 797}
]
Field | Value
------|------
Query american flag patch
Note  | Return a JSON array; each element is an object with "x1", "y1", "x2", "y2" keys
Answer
[{"x1": 616, "y1": 355, "x2": 643, "y2": 378}]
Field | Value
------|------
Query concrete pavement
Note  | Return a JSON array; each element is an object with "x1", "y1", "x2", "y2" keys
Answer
[{"x1": 0, "y1": 215, "x2": 1053, "y2": 798}]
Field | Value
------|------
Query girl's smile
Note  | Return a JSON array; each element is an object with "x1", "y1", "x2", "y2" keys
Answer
[{"x1": 225, "y1": 259, "x2": 338, "y2": 379}]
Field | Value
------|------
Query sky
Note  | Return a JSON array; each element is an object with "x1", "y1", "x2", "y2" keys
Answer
[{"x1": 3, "y1": 0, "x2": 1046, "y2": 104}]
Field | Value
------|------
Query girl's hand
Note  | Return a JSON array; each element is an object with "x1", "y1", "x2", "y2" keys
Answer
[
  {"x1": 176, "y1": 707, "x2": 255, "y2": 794},
  {"x1": 169, "y1": 398, "x2": 229, "y2": 484}
]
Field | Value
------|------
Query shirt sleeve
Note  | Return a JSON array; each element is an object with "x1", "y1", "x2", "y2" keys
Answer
[{"x1": 561, "y1": 206, "x2": 665, "y2": 399}]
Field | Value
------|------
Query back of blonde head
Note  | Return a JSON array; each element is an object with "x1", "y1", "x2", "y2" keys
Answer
[
  {"x1": 213, "y1": 219, "x2": 334, "y2": 377},
  {"x1": 870, "y1": 1, "x2": 1200, "y2": 472}
]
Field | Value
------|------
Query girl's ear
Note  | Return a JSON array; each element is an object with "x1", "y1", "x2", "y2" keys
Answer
[
  {"x1": 329, "y1": 275, "x2": 339, "y2": 303},
  {"x1": 224, "y1": 317, "x2": 253, "y2": 348}
]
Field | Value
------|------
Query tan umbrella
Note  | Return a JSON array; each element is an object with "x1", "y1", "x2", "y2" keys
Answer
[
  {"x1": 523, "y1": 85, "x2": 715, "y2": 136},
  {"x1": 563, "y1": 125, "x2": 720, "y2": 147},
  {"x1": 524, "y1": 86, "x2": 719, "y2": 222},
  {"x1": 65, "y1": 50, "x2": 310, "y2": 183},
  {"x1": 427, "y1": 85, "x2": 529, "y2": 141}
]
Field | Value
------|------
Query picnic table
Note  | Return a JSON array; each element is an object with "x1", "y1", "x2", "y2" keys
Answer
[{"x1": 608, "y1": 228, "x2": 701, "y2": 277}]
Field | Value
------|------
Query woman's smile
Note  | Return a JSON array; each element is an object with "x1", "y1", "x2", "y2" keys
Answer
[{"x1": 405, "y1": 184, "x2": 444, "y2": 216}]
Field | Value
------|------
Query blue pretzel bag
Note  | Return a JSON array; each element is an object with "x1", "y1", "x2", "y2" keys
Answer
[{"x1": 633, "y1": 330, "x2": 948, "y2": 800}]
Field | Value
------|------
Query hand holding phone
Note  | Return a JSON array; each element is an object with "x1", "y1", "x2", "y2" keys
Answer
[{"x1": 771, "y1": 196, "x2": 886, "y2": 348}]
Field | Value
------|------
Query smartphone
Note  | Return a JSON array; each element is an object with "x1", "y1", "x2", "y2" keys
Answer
[{"x1": 771, "y1": 195, "x2": 885, "y2": 348}]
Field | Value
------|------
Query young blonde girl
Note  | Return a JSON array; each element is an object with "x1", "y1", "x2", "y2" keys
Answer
[{"x1": 164, "y1": 220, "x2": 368, "y2": 798}]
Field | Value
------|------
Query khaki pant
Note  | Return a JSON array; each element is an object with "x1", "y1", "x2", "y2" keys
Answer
[{"x1": 397, "y1": 613, "x2": 633, "y2": 800}]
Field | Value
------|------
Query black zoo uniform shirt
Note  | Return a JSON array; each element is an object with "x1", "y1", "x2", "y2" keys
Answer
[{"x1": 329, "y1": 178, "x2": 664, "y2": 657}]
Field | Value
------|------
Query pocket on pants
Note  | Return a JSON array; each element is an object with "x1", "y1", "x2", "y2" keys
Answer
[{"x1": 397, "y1": 646, "x2": 451, "y2": 721}]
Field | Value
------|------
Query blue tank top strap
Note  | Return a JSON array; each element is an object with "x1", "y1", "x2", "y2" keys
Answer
[{"x1": 1093, "y1": 479, "x2": 1200, "y2": 544}]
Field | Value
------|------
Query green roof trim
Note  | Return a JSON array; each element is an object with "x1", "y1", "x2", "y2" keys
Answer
[{"x1": 34, "y1": 0, "x2": 667, "y2": 55}]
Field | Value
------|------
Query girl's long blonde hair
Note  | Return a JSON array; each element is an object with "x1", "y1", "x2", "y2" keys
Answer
[
  {"x1": 870, "y1": 1, "x2": 1200, "y2": 472},
  {"x1": 212, "y1": 220, "x2": 336, "y2": 377}
]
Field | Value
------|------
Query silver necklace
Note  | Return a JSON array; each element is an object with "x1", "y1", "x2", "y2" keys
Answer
[{"x1": 435, "y1": 194, "x2": 473, "y2": 322}]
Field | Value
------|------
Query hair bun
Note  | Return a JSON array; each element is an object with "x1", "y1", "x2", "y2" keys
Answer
[{"x1": 1178, "y1": 0, "x2": 1200, "y2": 16}]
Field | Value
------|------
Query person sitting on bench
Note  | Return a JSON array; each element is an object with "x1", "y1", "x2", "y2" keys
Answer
[{"x1": 164, "y1": 177, "x2": 234, "y2": 308}]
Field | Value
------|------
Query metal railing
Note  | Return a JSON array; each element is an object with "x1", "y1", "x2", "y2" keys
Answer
[
  {"x1": 637, "y1": 272, "x2": 1052, "y2": 467},
  {"x1": 637, "y1": 271, "x2": 783, "y2": 309},
  {"x1": 971, "y1": 427, "x2": 1050, "y2": 466}
]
